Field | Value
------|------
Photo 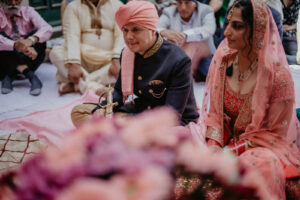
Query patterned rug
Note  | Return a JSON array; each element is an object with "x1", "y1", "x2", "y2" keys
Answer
[{"x1": 0, "y1": 132, "x2": 46, "y2": 173}]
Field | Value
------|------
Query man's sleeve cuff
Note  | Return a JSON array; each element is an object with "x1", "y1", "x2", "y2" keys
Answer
[{"x1": 64, "y1": 59, "x2": 81, "y2": 66}]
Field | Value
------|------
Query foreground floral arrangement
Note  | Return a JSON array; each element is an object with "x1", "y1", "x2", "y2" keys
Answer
[{"x1": 0, "y1": 108, "x2": 273, "y2": 200}]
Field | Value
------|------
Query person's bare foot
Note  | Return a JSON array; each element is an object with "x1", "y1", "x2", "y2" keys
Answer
[{"x1": 58, "y1": 82, "x2": 76, "y2": 96}]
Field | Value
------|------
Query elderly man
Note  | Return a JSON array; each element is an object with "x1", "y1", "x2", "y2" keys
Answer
[
  {"x1": 71, "y1": 0, "x2": 199, "y2": 127},
  {"x1": 0, "y1": 0, "x2": 53, "y2": 95},
  {"x1": 158, "y1": 0, "x2": 216, "y2": 81},
  {"x1": 49, "y1": 0, "x2": 124, "y2": 95}
]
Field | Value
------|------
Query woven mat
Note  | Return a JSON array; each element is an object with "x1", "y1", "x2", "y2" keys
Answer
[{"x1": 0, "y1": 132, "x2": 46, "y2": 173}]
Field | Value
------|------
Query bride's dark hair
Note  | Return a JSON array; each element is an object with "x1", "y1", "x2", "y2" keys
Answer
[{"x1": 226, "y1": 0, "x2": 254, "y2": 54}]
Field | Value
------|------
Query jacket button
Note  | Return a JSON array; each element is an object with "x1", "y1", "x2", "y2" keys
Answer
[
  {"x1": 138, "y1": 90, "x2": 142, "y2": 94},
  {"x1": 138, "y1": 76, "x2": 142, "y2": 80}
]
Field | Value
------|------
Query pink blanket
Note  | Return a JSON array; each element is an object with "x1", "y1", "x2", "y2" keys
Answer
[{"x1": 0, "y1": 90, "x2": 98, "y2": 146}]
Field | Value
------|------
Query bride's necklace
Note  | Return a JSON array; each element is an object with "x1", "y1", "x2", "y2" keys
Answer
[{"x1": 233, "y1": 55, "x2": 258, "y2": 81}]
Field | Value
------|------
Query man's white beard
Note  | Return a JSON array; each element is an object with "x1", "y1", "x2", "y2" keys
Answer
[{"x1": 2, "y1": 4, "x2": 21, "y2": 15}]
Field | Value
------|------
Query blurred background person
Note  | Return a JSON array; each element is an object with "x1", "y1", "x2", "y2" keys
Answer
[
  {"x1": 0, "y1": 0, "x2": 53, "y2": 95},
  {"x1": 158, "y1": 0, "x2": 216, "y2": 82},
  {"x1": 49, "y1": 0, "x2": 124, "y2": 96}
]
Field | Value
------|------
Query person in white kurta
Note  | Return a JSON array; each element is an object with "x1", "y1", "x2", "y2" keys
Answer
[{"x1": 49, "y1": 0, "x2": 124, "y2": 95}]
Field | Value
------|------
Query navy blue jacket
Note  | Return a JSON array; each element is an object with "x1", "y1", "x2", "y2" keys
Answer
[{"x1": 111, "y1": 35, "x2": 199, "y2": 125}]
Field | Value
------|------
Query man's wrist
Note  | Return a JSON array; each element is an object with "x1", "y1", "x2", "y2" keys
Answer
[
  {"x1": 28, "y1": 36, "x2": 37, "y2": 45},
  {"x1": 65, "y1": 60, "x2": 81, "y2": 68},
  {"x1": 68, "y1": 63, "x2": 80, "y2": 68}
]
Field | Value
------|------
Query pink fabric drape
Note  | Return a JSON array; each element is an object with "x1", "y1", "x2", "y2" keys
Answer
[
  {"x1": 190, "y1": 0, "x2": 300, "y2": 199},
  {"x1": 0, "y1": 90, "x2": 98, "y2": 145},
  {"x1": 120, "y1": 47, "x2": 135, "y2": 103}
]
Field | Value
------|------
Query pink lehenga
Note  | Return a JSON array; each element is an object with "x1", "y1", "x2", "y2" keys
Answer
[{"x1": 189, "y1": 0, "x2": 300, "y2": 199}]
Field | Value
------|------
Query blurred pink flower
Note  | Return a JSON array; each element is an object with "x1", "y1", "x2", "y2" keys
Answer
[
  {"x1": 176, "y1": 141, "x2": 240, "y2": 184},
  {"x1": 87, "y1": 135, "x2": 134, "y2": 175},
  {"x1": 56, "y1": 178, "x2": 125, "y2": 200},
  {"x1": 121, "y1": 107, "x2": 180, "y2": 148},
  {"x1": 87, "y1": 135, "x2": 176, "y2": 175},
  {"x1": 44, "y1": 117, "x2": 117, "y2": 171},
  {"x1": 16, "y1": 154, "x2": 86, "y2": 200},
  {"x1": 77, "y1": 116, "x2": 117, "y2": 137},
  {"x1": 0, "y1": 105, "x2": 272, "y2": 200},
  {"x1": 112, "y1": 167, "x2": 173, "y2": 200},
  {"x1": 44, "y1": 135, "x2": 87, "y2": 172},
  {"x1": 240, "y1": 168, "x2": 276, "y2": 200}
]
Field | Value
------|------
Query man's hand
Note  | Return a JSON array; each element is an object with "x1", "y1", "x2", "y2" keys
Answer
[
  {"x1": 283, "y1": 24, "x2": 296, "y2": 31},
  {"x1": 14, "y1": 39, "x2": 34, "y2": 52},
  {"x1": 209, "y1": 0, "x2": 223, "y2": 12},
  {"x1": 66, "y1": 63, "x2": 85, "y2": 84},
  {"x1": 108, "y1": 58, "x2": 121, "y2": 79},
  {"x1": 160, "y1": 30, "x2": 187, "y2": 45},
  {"x1": 23, "y1": 47, "x2": 37, "y2": 60},
  {"x1": 14, "y1": 39, "x2": 38, "y2": 60}
]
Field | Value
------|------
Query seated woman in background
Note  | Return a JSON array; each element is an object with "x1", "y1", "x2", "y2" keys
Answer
[
  {"x1": 194, "y1": 0, "x2": 300, "y2": 199},
  {"x1": 71, "y1": 0, "x2": 199, "y2": 127}
]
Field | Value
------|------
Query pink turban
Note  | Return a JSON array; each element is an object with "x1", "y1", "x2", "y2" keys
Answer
[{"x1": 115, "y1": 0, "x2": 159, "y2": 31}]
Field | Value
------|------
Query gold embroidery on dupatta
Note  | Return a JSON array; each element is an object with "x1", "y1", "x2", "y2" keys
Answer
[
  {"x1": 212, "y1": 56, "x2": 231, "y2": 146},
  {"x1": 262, "y1": 65, "x2": 267, "y2": 70},
  {"x1": 218, "y1": 59, "x2": 228, "y2": 146},
  {"x1": 206, "y1": 127, "x2": 223, "y2": 145},
  {"x1": 271, "y1": 67, "x2": 294, "y2": 102},
  {"x1": 206, "y1": 56, "x2": 229, "y2": 146},
  {"x1": 282, "y1": 120, "x2": 288, "y2": 126},
  {"x1": 252, "y1": 0, "x2": 267, "y2": 51}
]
